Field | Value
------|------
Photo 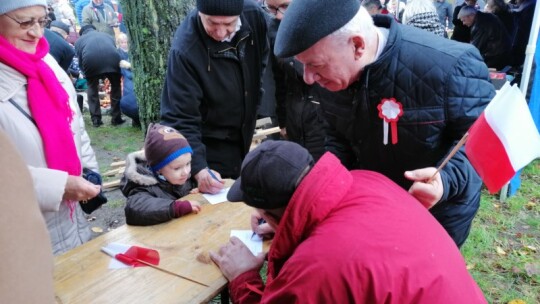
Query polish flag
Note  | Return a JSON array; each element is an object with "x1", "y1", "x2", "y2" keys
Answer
[
  {"x1": 101, "y1": 243, "x2": 160, "y2": 268},
  {"x1": 465, "y1": 83, "x2": 540, "y2": 193}
]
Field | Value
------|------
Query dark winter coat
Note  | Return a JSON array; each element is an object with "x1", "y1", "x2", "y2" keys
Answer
[
  {"x1": 470, "y1": 11, "x2": 512, "y2": 70},
  {"x1": 451, "y1": 3, "x2": 471, "y2": 43},
  {"x1": 160, "y1": 0, "x2": 269, "y2": 178},
  {"x1": 322, "y1": 16, "x2": 495, "y2": 246},
  {"x1": 74, "y1": 29, "x2": 120, "y2": 78},
  {"x1": 268, "y1": 19, "x2": 327, "y2": 161},
  {"x1": 120, "y1": 151, "x2": 194, "y2": 226},
  {"x1": 44, "y1": 29, "x2": 75, "y2": 72}
]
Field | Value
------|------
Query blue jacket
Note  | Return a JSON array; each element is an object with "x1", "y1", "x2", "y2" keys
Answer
[{"x1": 322, "y1": 16, "x2": 495, "y2": 244}]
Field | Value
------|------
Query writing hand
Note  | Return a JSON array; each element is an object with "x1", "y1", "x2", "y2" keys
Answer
[
  {"x1": 251, "y1": 211, "x2": 275, "y2": 239},
  {"x1": 195, "y1": 168, "x2": 224, "y2": 194},
  {"x1": 209, "y1": 236, "x2": 265, "y2": 281},
  {"x1": 404, "y1": 167, "x2": 444, "y2": 209}
]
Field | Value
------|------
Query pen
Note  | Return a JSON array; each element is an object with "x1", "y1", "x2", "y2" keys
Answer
[
  {"x1": 251, "y1": 218, "x2": 266, "y2": 240},
  {"x1": 207, "y1": 168, "x2": 220, "y2": 182}
]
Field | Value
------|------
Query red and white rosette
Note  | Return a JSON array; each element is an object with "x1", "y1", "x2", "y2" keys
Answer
[{"x1": 377, "y1": 98, "x2": 403, "y2": 145}]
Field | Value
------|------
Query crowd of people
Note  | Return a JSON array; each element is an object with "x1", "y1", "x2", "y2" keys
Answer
[{"x1": 0, "y1": 0, "x2": 537, "y2": 302}]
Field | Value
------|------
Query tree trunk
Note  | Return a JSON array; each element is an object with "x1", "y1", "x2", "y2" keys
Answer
[{"x1": 120, "y1": 0, "x2": 195, "y2": 130}]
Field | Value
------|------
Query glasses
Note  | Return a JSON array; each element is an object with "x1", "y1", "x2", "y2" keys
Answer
[
  {"x1": 262, "y1": 1, "x2": 289, "y2": 16},
  {"x1": 4, "y1": 14, "x2": 49, "y2": 29}
]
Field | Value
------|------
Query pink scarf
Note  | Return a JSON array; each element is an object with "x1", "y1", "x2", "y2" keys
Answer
[{"x1": 0, "y1": 36, "x2": 81, "y2": 177}]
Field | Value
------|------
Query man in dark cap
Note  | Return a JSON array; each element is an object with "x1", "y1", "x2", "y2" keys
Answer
[
  {"x1": 210, "y1": 140, "x2": 486, "y2": 303},
  {"x1": 44, "y1": 20, "x2": 75, "y2": 71},
  {"x1": 272, "y1": 0, "x2": 496, "y2": 247},
  {"x1": 160, "y1": 0, "x2": 269, "y2": 194}
]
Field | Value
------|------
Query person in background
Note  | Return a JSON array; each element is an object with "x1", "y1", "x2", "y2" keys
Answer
[
  {"x1": 75, "y1": 24, "x2": 124, "y2": 127},
  {"x1": 0, "y1": 130, "x2": 54, "y2": 303},
  {"x1": 263, "y1": 0, "x2": 329, "y2": 161},
  {"x1": 121, "y1": 123, "x2": 201, "y2": 226},
  {"x1": 451, "y1": 0, "x2": 476, "y2": 42},
  {"x1": 44, "y1": 20, "x2": 75, "y2": 71},
  {"x1": 273, "y1": 0, "x2": 495, "y2": 247},
  {"x1": 434, "y1": 0, "x2": 453, "y2": 34},
  {"x1": 211, "y1": 140, "x2": 487, "y2": 303},
  {"x1": 117, "y1": 32, "x2": 140, "y2": 127},
  {"x1": 81, "y1": 0, "x2": 117, "y2": 37},
  {"x1": 510, "y1": 0, "x2": 535, "y2": 68},
  {"x1": 0, "y1": 0, "x2": 101, "y2": 255},
  {"x1": 75, "y1": 0, "x2": 90, "y2": 25},
  {"x1": 459, "y1": 6, "x2": 512, "y2": 70},
  {"x1": 362, "y1": 0, "x2": 383, "y2": 16},
  {"x1": 160, "y1": 0, "x2": 269, "y2": 193},
  {"x1": 484, "y1": 0, "x2": 515, "y2": 38},
  {"x1": 402, "y1": 0, "x2": 446, "y2": 37}
]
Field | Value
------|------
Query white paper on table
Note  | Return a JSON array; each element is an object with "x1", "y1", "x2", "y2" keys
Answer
[
  {"x1": 230, "y1": 230, "x2": 263, "y2": 256},
  {"x1": 202, "y1": 187, "x2": 230, "y2": 204},
  {"x1": 101, "y1": 242, "x2": 132, "y2": 269}
]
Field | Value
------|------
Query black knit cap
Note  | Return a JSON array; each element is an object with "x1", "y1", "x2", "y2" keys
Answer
[
  {"x1": 196, "y1": 0, "x2": 244, "y2": 16},
  {"x1": 274, "y1": 0, "x2": 361, "y2": 58},
  {"x1": 227, "y1": 140, "x2": 314, "y2": 209},
  {"x1": 144, "y1": 123, "x2": 193, "y2": 172},
  {"x1": 50, "y1": 20, "x2": 70, "y2": 35}
]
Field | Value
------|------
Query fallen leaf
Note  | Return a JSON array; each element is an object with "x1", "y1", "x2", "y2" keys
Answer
[
  {"x1": 524, "y1": 263, "x2": 540, "y2": 277},
  {"x1": 91, "y1": 227, "x2": 103, "y2": 233},
  {"x1": 496, "y1": 246, "x2": 507, "y2": 255},
  {"x1": 525, "y1": 201, "x2": 536, "y2": 210},
  {"x1": 466, "y1": 263, "x2": 475, "y2": 270},
  {"x1": 524, "y1": 245, "x2": 537, "y2": 252},
  {"x1": 508, "y1": 299, "x2": 526, "y2": 304},
  {"x1": 493, "y1": 203, "x2": 501, "y2": 209}
]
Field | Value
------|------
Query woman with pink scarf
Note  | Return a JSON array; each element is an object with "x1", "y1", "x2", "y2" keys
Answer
[{"x1": 0, "y1": 0, "x2": 101, "y2": 255}]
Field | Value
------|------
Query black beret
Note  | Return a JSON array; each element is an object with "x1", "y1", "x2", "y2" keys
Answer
[
  {"x1": 275, "y1": 0, "x2": 361, "y2": 58},
  {"x1": 197, "y1": 0, "x2": 244, "y2": 16}
]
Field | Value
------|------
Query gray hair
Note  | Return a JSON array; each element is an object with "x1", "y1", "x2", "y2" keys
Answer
[
  {"x1": 402, "y1": 0, "x2": 438, "y2": 25},
  {"x1": 458, "y1": 5, "x2": 477, "y2": 19},
  {"x1": 329, "y1": 6, "x2": 376, "y2": 46}
]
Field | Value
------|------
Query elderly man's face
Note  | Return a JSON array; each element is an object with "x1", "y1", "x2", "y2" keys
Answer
[
  {"x1": 460, "y1": 14, "x2": 475, "y2": 27},
  {"x1": 0, "y1": 6, "x2": 46, "y2": 54},
  {"x1": 199, "y1": 12, "x2": 239, "y2": 42},
  {"x1": 296, "y1": 35, "x2": 361, "y2": 92}
]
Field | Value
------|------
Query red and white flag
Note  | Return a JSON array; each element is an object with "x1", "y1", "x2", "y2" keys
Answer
[
  {"x1": 465, "y1": 83, "x2": 540, "y2": 193},
  {"x1": 102, "y1": 243, "x2": 160, "y2": 268}
]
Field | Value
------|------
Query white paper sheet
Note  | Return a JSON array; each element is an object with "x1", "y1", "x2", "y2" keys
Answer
[
  {"x1": 202, "y1": 187, "x2": 230, "y2": 204},
  {"x1": 230, "y1": 230, "x2": 263, "y2": 256}
]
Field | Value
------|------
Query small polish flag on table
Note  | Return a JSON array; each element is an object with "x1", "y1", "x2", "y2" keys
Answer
[{"x1": 465, "y1": 83, "x2": 540, "y2": 193}]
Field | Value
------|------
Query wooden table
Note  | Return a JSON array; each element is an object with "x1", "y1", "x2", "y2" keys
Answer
[{"x1": 54, "y1": 189, "x2": 263, "y2": 304}]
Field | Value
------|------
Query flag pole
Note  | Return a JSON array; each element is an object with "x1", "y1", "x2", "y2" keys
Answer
[
  {"x1": 134, "y1": 258, "x2": 209, "y2": 287},
  {"x1": 427, "y1": 132, "x2": 469, "y2": 183}
]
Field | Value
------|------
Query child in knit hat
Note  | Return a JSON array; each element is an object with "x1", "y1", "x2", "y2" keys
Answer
[{"x1": 120, "y1": 123, "x2": 201, "y2": 226}]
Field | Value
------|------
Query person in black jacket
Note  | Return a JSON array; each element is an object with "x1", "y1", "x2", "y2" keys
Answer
[
  {"x1": 75, "y1": 24, "x2": 124, "y2": 127},
  {"x1": 264, "y1": 0, "x2": 328, "y2": 161},
  {"x1": 459, "y1": 6, "x2": 512, "y2": 70},
  {"x1": 451, "y1": 0, "x2": 475, "y2": 42},
  {"x1": 121, "y1": 123, "x2": 201, "y2": 226},
  {"x1": 160, "y1": 0, "x2": 269, "y2": 193},
  {"x1": 43, "y1": 21, "x2": 74, "y2": 72},
  {"x1": 274, "y1": 0, "x2": 496, "y2": 247}
]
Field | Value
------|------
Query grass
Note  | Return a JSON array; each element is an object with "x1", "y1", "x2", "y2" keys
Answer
[
  {"x1": 84, "y1": 115, "x2": 539, "y2": 303},
  {"x1": 462, "y1": 160, "x2": 540, "y2": 303}
]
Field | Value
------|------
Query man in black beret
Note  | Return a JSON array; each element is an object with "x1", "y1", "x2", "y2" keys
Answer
[
  {"x1": 274, "y1": 0, "x2": 496, "y2": 247},
  {"x1": 209, "y1": 141, "x2": 486, "y2": 302},
  {"x1": 44, "y1": 20, "x2": 75, "y2": 71},
  {"x1": 160, "y1": 0, "x2": 269, "y2": 194}
]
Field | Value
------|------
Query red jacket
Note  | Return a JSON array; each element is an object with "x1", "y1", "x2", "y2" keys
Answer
[{"x1": 230, "y1": 153, "x2": 486, "y2": 303}]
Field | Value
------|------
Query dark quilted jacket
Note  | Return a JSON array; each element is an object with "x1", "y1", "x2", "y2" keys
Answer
[{"x1": 323, "y1": 16, "x2": 495, "y2": 236}]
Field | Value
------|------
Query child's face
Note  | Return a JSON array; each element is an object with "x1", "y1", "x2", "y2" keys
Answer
[{"x1": 158, "y1": 153, "x2": 192, "y2": 185}]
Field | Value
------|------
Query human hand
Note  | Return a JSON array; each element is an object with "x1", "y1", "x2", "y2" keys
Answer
[
  {"x1": 195, "y1": 168, "x2": 225, "y2": 194},
  {"x1": 190, "y1": 200, "x2": 201, "y2": 214},
  {"x1": 62, "y1": 175, "x2": 101, "y2": 202},
  {"x1": 209, "y1": 236, "x2": 265, "y2": 281},
  {"x1": 189, "y1": 188, "x2": 200, "y2": 194},
  {"x1": 404, "y1": 167, "x2": 444, "y2": 209},
  {"x1": 251, "y1": 211, "x2": 274, "y2": 239},
  {"x1": 280, "y1": 127, "x2": 288, "y2": 139},
  {"x1": 119, "y1": 60, "x2": 131, "y2": 69}
]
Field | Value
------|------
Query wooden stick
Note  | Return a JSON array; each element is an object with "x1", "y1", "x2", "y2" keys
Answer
[
  {"x1": 427, "y1": 132, "x2": 469, "y2": 183},
  {"x1": 134, "y1": 258, "x2": 209, "y2": 287}
]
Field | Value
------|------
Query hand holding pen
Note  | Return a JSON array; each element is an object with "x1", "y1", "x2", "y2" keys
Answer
[
  {"x1": 250, "y1": 211, "x2": 275, "y2": 240},
  {"x1": 195, "y1": 168, "x2": 224, "y2": 194}
]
